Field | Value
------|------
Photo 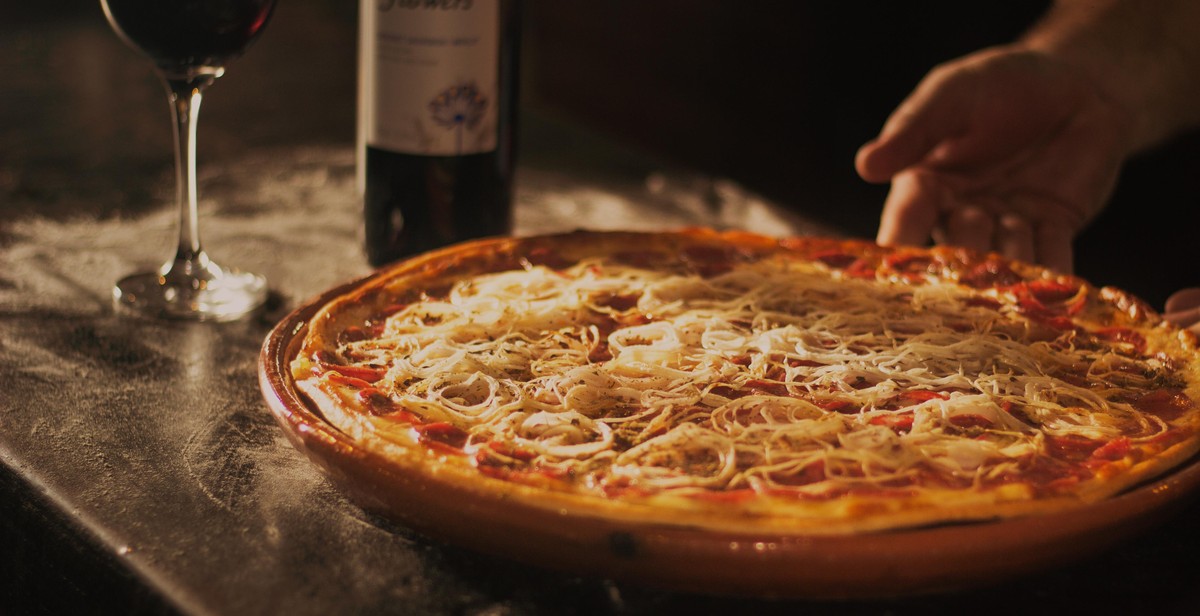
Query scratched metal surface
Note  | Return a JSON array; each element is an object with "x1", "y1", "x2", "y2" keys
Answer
[{"x1": 4, "y1": 2, "x2": 1200, "y2": 615}]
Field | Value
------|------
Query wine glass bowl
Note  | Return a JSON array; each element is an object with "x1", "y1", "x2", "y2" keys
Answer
[{"x1": 101, "y1": 0, "x2": 277, "y2": 321}]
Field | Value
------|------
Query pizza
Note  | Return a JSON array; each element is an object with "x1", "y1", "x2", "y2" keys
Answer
[{"x1": 287, "y1": 228, "x2": 1200, "y2": 535}]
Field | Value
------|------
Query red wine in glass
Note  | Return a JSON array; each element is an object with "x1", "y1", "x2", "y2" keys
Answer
[{"x1": 101, "y1": 0, "x2": 277, "y2": 321}]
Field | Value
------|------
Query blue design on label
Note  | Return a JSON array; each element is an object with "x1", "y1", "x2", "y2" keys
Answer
[{"x1": 428, "y1": 82, "x2": 489, "y2": 154}]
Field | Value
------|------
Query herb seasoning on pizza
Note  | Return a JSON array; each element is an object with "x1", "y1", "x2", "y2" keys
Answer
[{"x1": 290, "y1": 229, "x2": 1200, "y2": 534}]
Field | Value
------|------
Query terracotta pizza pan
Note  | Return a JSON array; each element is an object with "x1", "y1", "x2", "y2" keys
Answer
[{"x1": 259, "y1": 273, "x2": 1200, "y2": 600}]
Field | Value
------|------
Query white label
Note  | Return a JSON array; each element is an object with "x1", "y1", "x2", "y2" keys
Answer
[{"x1": 359, "y1": 0, "x2": 500, "y2": 156}]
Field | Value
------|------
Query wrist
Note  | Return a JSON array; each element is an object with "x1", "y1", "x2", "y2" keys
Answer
[{"x1": 1020, "y1": 0, "x2": 1200, "y2": 152}]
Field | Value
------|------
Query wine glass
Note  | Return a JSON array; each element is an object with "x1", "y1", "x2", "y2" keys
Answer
[{"x1": 101, "y1": 0, "x2": 277, "y2": 321}]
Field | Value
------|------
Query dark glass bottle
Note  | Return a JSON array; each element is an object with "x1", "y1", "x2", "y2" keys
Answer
[{"x1": 358, "y1": 0, "x2": 520, "y2": 266}]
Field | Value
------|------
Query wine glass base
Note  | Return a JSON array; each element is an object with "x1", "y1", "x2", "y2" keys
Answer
[{"x1": 114, "y1": 268, "x2": 267, "y2": 322}]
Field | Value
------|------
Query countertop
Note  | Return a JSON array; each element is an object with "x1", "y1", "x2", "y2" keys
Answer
[{"x1": 3, "y1": 2, "x2": 1200, "y2": 614}]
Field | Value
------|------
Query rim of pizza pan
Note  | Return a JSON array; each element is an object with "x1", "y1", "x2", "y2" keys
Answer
[{"x1": 261, "y1": 261, "x2": 1200, "y2": 533}]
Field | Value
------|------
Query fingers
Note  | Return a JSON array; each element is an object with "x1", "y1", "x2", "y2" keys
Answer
[
  {"x1": 876, "y1": 173, "x2": 1078, "y2": 273},
  {"x1": 940, "y1": 207, "x2": 1069, "y2": 272},
  {"x1": 996, "y1": 214, "x2": 1036, "y2": 265},
  {"x1": 861, "y1": 46, "x2": 1116, "y2": 275},
  {"x1": 944, "y1": 206, "x2": 994, "y2": 254},
  {"x1": 857, "y1": 65, "x2": 970, "y2": 184},
  {"x1": 1165, "y1": 288, "x2": 1200, "y2": 333},
  {"x1": 939, "y1": 210, "x2": 1072, "y2": 272},
  {"x1": 1034, "y1": 219, "x2": 1074, "y2": 274},
  {"x1": 876, "y1": 172, "x2": 941, "y2": 247}
]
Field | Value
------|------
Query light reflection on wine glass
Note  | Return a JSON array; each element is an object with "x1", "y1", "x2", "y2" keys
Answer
[{"x1": 100, "y1": 0, "x2": 277, "y2": 321}]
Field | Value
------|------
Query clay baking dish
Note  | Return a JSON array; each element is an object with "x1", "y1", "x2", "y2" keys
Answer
[{"x1": 259, "y1": 264, "x2": 1200, "y2": 600}]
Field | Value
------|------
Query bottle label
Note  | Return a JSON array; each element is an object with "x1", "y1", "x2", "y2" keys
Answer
[{"x1": 360, "y1": 0, "x2": 500, "y2": 156}]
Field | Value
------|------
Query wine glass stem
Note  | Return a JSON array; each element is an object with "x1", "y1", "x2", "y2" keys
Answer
[{"x1": 165, "y1": 75, "x2": 215, "y2": 277}]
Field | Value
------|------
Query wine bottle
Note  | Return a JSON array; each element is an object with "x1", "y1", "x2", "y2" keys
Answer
[{"x1": 358, "y1": 0, "x2": 520, "y2": 266}]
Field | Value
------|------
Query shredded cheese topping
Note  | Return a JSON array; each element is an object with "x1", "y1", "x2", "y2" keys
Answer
[{"x1": 330, "y1": 256, "x2": 1177, "y2": 499}]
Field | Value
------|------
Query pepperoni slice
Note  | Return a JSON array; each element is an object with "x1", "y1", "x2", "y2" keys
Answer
[
  {"x1": 882, "y1": 252, "x2": 936, "y2": 277},
  {"x1": 329, "y1": 364, "x2": 387, "y2": 383},
  {"x1": 1015, "y1": 279, "x2": 1087, "y2": 318},
  {"x1": 312, "y1": 351, "x2": 387, "y2": 383},
  {"x1": 770, "y1": 460, "x2": 827, "y2": 486},
  {"x1": 1090, "y1": 437, "x2": 1132, "y2": 462},
  {"x1": 1095, "y1": 327, "x2": 1148, "y2": 355},
  {"x1": 415, "y1": 422, "x2": 471, "y2": 453},
  {"x1": 324, "y1": 372, "x2": 375, "y2": 390},
  {"x1": 815, "y1": 398, "x2": 857, "y2": 413},
  {"x1": 869, "y1": 412, "x2": 915, "y2": 433},
  {"x1": 843, "y1": 259, "x2": 878, "y2": 280},
  {"x1": 960, "y1": 260, "x2": 1023, "y2": 289},
  {"x1": 1045, "y1": 433, "x2": 1103, "y2": 462},
  {"x1": 487, "y1": 440, "x2": 538, "y2": 462},
  {"x1": 1131, "y1": 389, "x2": 1194, "y2": 420},
  {"x1": 813, "y1": 252, "x2": 858, "y2": 269},
  {"x1": 947, "y1": 414, "x2": 994, "y2": 429},
  {"x1": 875, "y1": 390, "x2": 950, "y2": 411},
  {"x1": 1028, "y1": 279, "x2": 1083, "y2": 304},
  {"x1": 897, "y1": 390, "x2": 950, "y2": 404},
  {"x1": 356, "y1": 387, "x2": 398, "y2": 416},
  {"x1": 744, "y1": 379, "x2": 790, "y2": 397}
]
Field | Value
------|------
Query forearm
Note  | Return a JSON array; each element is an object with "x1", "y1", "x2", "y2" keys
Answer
[{"x1": 1021, "y1": 0, "x2": 1200, "y2": 151}]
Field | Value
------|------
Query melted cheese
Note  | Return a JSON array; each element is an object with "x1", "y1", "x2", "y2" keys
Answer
[{"x1": 333, "y1": 257, "x2": 1171, "y2": 498}]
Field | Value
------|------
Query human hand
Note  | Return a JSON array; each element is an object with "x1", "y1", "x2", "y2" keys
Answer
[
  {"x1": 1166, "y1": 288, "x2": 1200, "y2": 333},
  {"x1": 856, "y1": 45, "x2": 1135, "y2": 273}
]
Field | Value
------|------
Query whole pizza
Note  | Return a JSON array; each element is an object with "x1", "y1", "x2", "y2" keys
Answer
[{"x1": 288, "y1": 228, "x2": 1200, "y2": 536}]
